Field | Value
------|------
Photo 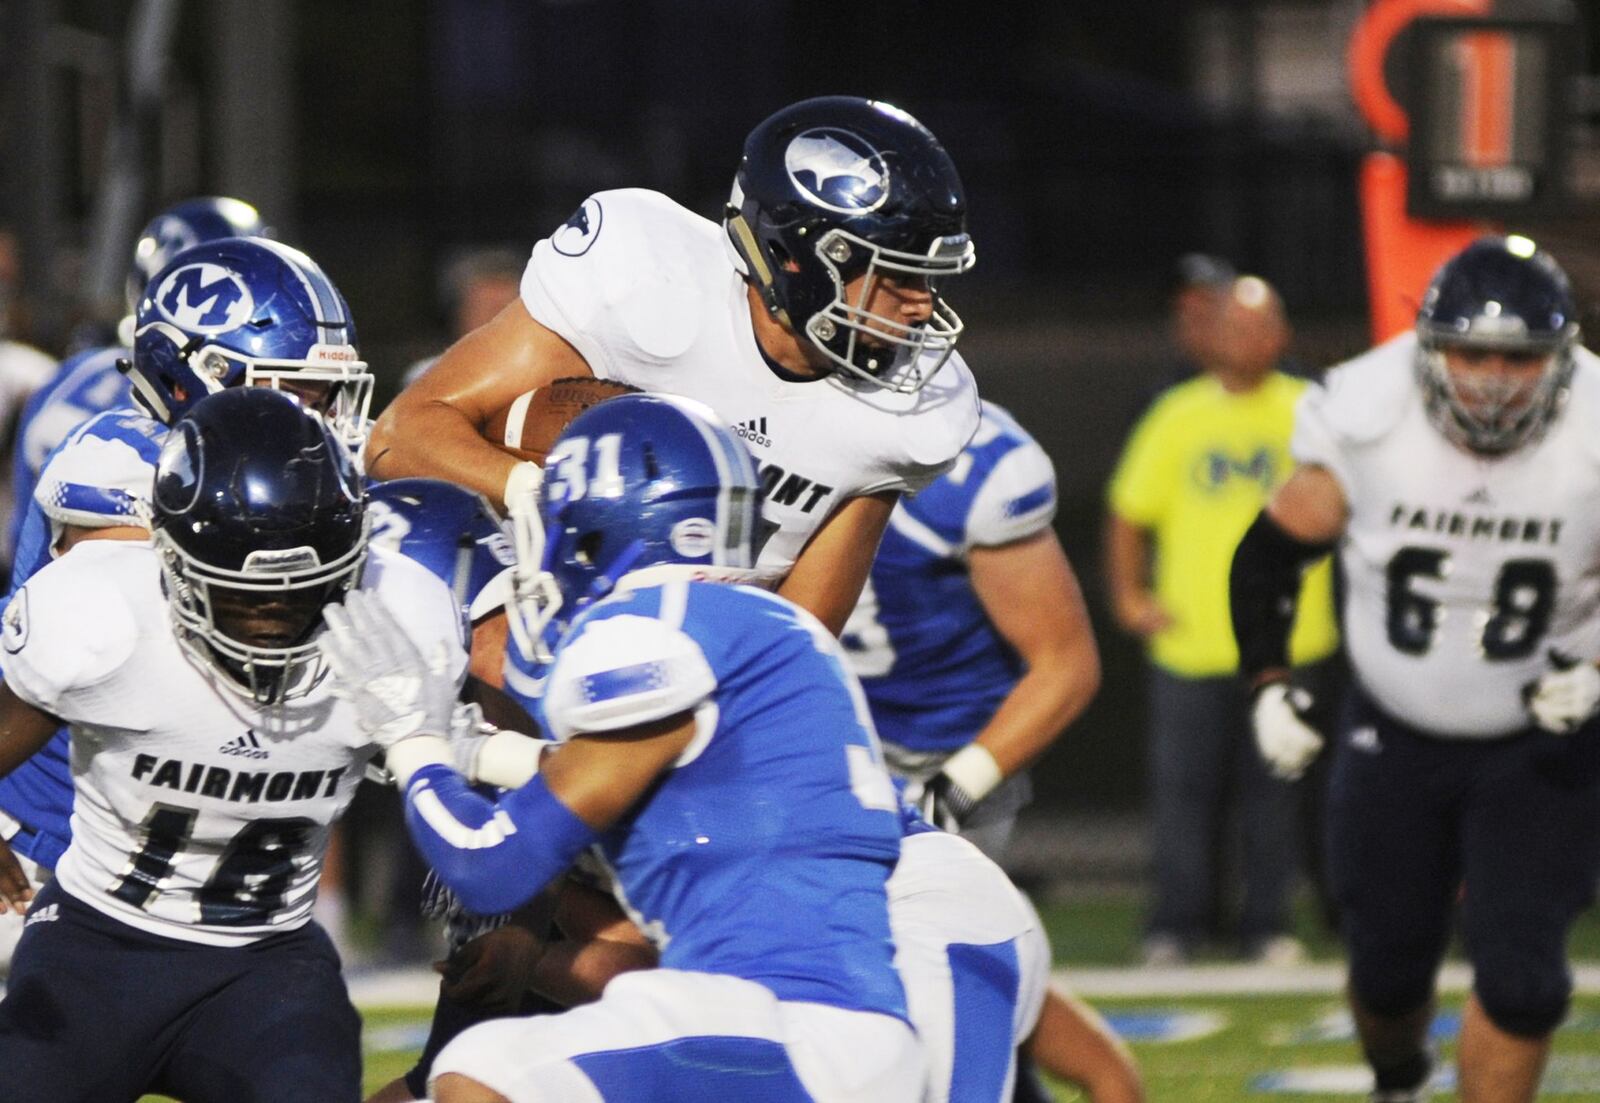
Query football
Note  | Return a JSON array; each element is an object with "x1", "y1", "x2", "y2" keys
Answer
[{"x1": 482, "y1": 377, "x2": 637, "y2": 464}]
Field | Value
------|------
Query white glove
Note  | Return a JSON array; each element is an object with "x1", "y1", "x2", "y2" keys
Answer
[
  {"x1": 319, "y1": 589, "x2": 458, "y2": 751},
  {"x1": 1251, "y1": 681, "x2": 1323, "y2": 781},
  {"x1": 1525, "y1": 650, "x2": 1600, "y2": 735}
]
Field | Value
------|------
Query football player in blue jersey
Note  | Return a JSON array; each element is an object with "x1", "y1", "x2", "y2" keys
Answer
[
  {"x1": 841, "y1": 400, "x2": 1142, "y2": 1103},
  {"x1": 842, "y1": 399, "x2": 1099, "y2": 857},
  {"x1": 8, "y1": 197, "x2": 271, "y2": 564},
  {"x1": 0, "y1": 235, "x2": 374, "y2": 969},
  {"x1": 323, "y1": 393, "x2": 923, "y2": 1102}
]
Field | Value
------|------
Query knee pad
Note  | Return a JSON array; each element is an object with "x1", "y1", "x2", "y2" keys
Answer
[{"x1": 1473, "y1": 948, "x2": 1571, "y2": 1038}]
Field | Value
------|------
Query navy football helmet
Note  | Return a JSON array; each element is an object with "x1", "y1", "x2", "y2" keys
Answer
[
  {"x1": 508, "y1": 393, "x2": 764, "y2": 659},
  {"x1": 367, "y1": 478, "x2": 515, "y2": 641},
  {"x1": 725, "y1": 96, "x2": 974, "y2": 393},
  {"x1": 126, "y1": 196, "x2": 271, "y2": 315},
  {"x1": 126, "y1": 237, "x2": 373, "y2": 447},
  {"x1": 151, "y1": 388, "x2": 368, "y2": 704},
  {"x1": 1415, "y1": 235, "x2": 1580, "y2": 455}
]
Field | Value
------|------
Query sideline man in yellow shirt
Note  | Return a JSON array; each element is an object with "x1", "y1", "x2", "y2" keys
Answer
[{"x1": 1105, "y1": 275, "x2": 1339, "y2": 966}]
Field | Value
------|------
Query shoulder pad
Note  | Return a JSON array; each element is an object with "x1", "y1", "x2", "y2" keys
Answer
[
  {"x1": 856, "y1": 353, "x2": 979, "y2": 495},
  {"x1": 544, "y1": 609, "x2": 714, "y2": 739},
  {"x1": 1301, "y1": 332, "x2": 1418, "y2": 448},
  {"x1": 523, "y1": 189, "x2": 724, "y2": 371},
  {"x1": 35, "y1": 412, "x2": 166, "y2": 526},
  {"x1": 1, "y1": 545, "x2": 141, "y2": 711}
]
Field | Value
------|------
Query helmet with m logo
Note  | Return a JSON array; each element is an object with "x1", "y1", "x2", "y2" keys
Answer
[{"x1": 126, "y1": 237, "x2": 374, "y2": 449}]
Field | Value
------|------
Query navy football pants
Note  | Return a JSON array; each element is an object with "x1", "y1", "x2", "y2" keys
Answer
[
  {"x1": 1328, "y1": 688, "x2": 1600, "y2": 1038},
  {"x1": 0, "y1": 880, "x2": 361, "y2": 1102}
]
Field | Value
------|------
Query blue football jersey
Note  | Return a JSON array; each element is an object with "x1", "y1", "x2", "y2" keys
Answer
[
  {"x1": 841, "y1": 401, "x2": 1057, "y2": 756},
  {"x1": 8, "y1": 347, "x2": 132, "y2": 558},
  {"x1": 540, "y1": 580, "x2": 908, "y2": 1019},
  {"x1": 0, "y1": 405, "x2": 164, "y2": 866}
]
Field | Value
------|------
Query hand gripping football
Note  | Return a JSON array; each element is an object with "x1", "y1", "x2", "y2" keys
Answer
[{"x1": 483, "y1": 377, "x2": 638, "y2": 464}]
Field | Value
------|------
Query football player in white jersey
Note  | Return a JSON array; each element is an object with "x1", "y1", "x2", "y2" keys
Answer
[
  {"x1": 1230, "y1": 237, "x2": 1600, "y2": 1103},
  {"x1": 0, "y1": 390, "x2": 467, "y2": 1103},
  {"x1": 365, "y1": 95, "x2": 980, "y2": 636}
]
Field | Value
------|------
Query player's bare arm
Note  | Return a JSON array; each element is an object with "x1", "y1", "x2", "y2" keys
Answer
[
  {"x1": 366, "y1": 299, "x2": 592, "y2": 504},
  {"x1": 0, "y1": 684, "x2": 63, "y2": 783},
  {"x1": 1265, "y1": 463, "x2": 1349, "y2": 545},
  {"x1": 967, "y1": 529, "x2": 1101, "y2": 777},
  {"x1": 522, "y1": 880, "x2": 658, "y2": 1008},
  {"x1": 541, "y1": 711, "x2": 699, "y2": 829},
  {"x1": 0, "y1": 685, "x2": 66, "y2": 913},
  {"x1": 778, "y1": 490, "x2": 897, "y2": 637}
]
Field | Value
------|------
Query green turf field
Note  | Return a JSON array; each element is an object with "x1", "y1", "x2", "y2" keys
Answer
[
  {"x1": 138, "y1": 895, "x2": 1600, "y2": 1101},
  {"x1": 346, "y1": 993, "x2": 1600, "y2": 1101}
]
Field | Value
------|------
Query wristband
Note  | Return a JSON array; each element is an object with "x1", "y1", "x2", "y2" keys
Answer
[
  {"x1": 941, "y1": 743, "x2": 1003, "y2": 804},
  {"x1": 384, "y1": 734, "x2": 453, "y2": 788},
  {"x1": 474, "y1": 729, "x2": 548, "y2": 789}
]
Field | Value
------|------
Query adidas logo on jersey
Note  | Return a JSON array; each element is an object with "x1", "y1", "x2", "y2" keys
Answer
[
  {"x1": 733, "y1": 417, "x2": 773, "y2": 449},
  {"x1": 218, "y1": 730, "x2": 270, "y2": 760},
  {"x1": 24, "y1": 903, "x2": 59, "y2": 927}
]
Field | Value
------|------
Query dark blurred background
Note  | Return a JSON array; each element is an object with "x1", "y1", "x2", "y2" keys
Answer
[{"x1": 2, "y1": 0, "x2": 1598, "y2": 828}]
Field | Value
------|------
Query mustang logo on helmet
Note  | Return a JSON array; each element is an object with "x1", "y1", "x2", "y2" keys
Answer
[
  {"x1": 155, "y1": 263, "x2": 255, "y2": 334},
  {"x1": 784, "y1": 129, "x2": 890, "y2": 215}
]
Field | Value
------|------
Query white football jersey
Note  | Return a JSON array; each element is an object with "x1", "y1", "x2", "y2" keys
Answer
[
  {"x1": 0, "y1": 541, "x2": 466, "y2": 946},
  {"x1": 519, "y1": 188, "x2": 980, "y2": 581},
  {"x1": 1294, "y1": 332, "x2": 1600, "y2": 737}
]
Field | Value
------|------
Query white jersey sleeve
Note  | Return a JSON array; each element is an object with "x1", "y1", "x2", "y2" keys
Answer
[
  {"x1": 1291, "y1": 332, "x2": 1417, "y2": 492},
  {"x1": 520, "y1": 189, "x2": 712, "y2": 381},
  {"x1": 542, "y1": 613, "x2": 715, "y2": 739},
  {"x1": 0, "y1": 548, "x2": 140, "y2": 720}
]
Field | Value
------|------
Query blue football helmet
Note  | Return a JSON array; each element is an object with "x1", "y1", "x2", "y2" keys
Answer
[
  {"x1": 126, "y1": 196, "x2": 271, "y2": 315},
  {"x1": 126, "y1": 236, "x2": 373, "y2": 447},
  {"x1": 509, "y1": 393, "x2": 764, "y2": 660},
  {"x1": 725, "y1": 96, "x2": 974, "y2": 393},
  {"x1": 1415, "y1": 235, "x2": 1581, "y2": 455},
  {"x1": 367, "y1": 478, "x2": 515, "y2": 642},
  {"x1": 151, "y1": 387, "x2": 368, "y2": 704}
]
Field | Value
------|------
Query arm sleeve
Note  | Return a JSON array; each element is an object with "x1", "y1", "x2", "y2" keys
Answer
[
  {"x1": 542, "y1": 613, "x2": 715, "y2": 740},
  {"x1": 1228, "y1": 511, "x2": 1334, "y2": 684},
  {"x1": 403, "y1": 767, "x2": 598, "y2": 917}
]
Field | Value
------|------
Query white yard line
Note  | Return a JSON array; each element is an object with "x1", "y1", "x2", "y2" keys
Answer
[
  {"x1": 1058, "y1": 963, "x2": 1600, "y2": 998},
  {"x1": 327, "y1": 962, "x2": 1600, "y2": 1009}
]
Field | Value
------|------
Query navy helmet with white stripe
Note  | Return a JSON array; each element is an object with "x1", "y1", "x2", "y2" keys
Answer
[
  {"x1": 125, "y1": 236, "x2": 373, "y2": 447},
  {"x1": 510, "y1": 393, "x2": 764, "y2": 655},
  {"x1": 152, "y1": 387, "x2": 368, "y2": 705}
]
